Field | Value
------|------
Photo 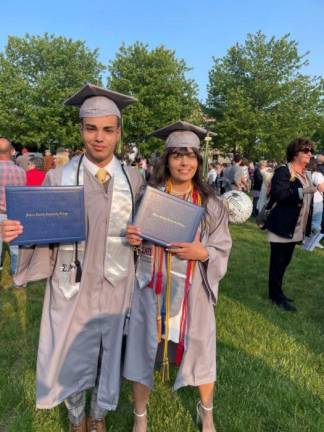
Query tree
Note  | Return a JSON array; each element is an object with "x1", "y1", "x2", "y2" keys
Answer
[
  {"x1": 0, "y1": 34, "x2": 104, "y2": 150},
  {"x1": 107, "y1": 42, "x2": 202, "y2": 155},
  {"x1": 312, "y1": 111, "x2": 324, "y2": 152},
  {"x1": 207, "y1": 31, "x2": 324, "y2": 160}
]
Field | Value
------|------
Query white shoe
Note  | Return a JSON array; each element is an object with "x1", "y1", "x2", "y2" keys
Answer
[{"x1": 196, "y1": 401, "x2": 216, "y2": 432}]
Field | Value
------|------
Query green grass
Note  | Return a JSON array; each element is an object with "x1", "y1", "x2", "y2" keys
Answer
[{"x1": 0, "y1": 222, "x2": 323, "y2": 431}]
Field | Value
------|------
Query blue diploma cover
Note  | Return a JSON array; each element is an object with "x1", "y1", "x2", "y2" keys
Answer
[
  {"x1": 134, "y1": 186, "x2": 204, "y2": 247},
  {"x1": 6, "y1": 186, "x2": 86, "y2": 245}
]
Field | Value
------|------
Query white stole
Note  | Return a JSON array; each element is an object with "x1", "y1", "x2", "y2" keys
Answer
[{"x1": 58, "y1": 156, "x2": 133, "y2": 299}]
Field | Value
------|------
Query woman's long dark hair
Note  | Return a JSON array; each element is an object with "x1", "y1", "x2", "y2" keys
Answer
[{"x1": 149, "y1": 147, "x2": 215, "y2": 207}]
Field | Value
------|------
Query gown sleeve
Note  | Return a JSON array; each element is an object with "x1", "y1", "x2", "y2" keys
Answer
[{"x1": 201, "y1": 197, "x2": 232, "y2": 303}]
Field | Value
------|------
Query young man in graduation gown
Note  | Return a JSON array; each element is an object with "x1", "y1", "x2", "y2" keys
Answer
[{"x1": 2, "y1": 84, "x2": 145, "y2": 432}]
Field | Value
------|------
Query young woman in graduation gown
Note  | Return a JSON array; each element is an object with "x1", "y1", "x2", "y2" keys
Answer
[{"x1": 125, "y1": 121, "x2": 232, "y2": 432}]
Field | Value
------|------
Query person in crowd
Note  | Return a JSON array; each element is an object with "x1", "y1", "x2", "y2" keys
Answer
[
  {"x1": 16, "y1": 147, "x2": 30, "y2": 171},
  {"x1": 137, "y1": 158, "x2": 147, "y2": 180},
  {"x1": 266, "y1": 138, "x2": 316, "y2": 312},
  {"x1": 10, "y1": 145, "x2": 17, "y2": 160},
  {"x1": 26, "y1": 156, "x2": 46, "y2": 186},
  {"x1": 252, "y1": 161, "x2": 265, "y2": 216},
  {"x1": 43, "y1": 149, "x2": 54, "y2": 172},
  {"x1": 0, "y1": 137, "x2": 26, "y2": 285},
  {"x1": 248, "y1": 161, "x2": 255, "y2": 185},
  {"x1": 316, "y1": 154, "x2": 324, "y2": 176},
  {"x1": 257, "y1": 162, "x2": 274, "y2": 213},
  {"x1": 220, "y1": 162, "x2": 230, "y2": 194},
  {"x1": 1, "y1": 84, "x2": 144, "y2": 432},
  {"x1": 145, "y1": 159, "x2": 153, "y2": 182},
  {"x1": 54, "y1": 147, "x2": 70, "y2": 168},
  {"x1": 125, "y1": 121, "x2": 232, "y2": 432},
  {"x1": 227, "y1": 154, "x2": 243, "y2": 191},
  {"x1": 305, "y1": 158, "x2": 324, "y2": 248},
  {"x1": 140, "y1": 157, "x2": 147, "y2": 171},
  {"x1": 65, "y1": 148, "x2": 74, "y2": 160},
  {"x1": 214, "y1": 162, "x2": 223, "y2": 195},
  {"x1": 207, "y1": 162, "x2": 217, "y2": 186},
  {"x1": 240, "y1": 158, "x2": 250, "y2": 192},
  {"x1": 316, "y1": 154, "x2": 324, "y2": 233}
]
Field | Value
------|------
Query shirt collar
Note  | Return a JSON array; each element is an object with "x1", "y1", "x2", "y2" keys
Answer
[
  {"x1": 0, "y1": 160, "x2": 15, "y2": 165},
  {"x1": 83, "y1": 154, "x2": 118, "y2": 178}
]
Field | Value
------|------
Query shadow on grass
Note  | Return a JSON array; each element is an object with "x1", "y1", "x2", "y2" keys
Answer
[
  {"x1": 0, "y1": 278, "x2": 69, "y2": 432},
  {"x1": 222, "y1": 222, "x2": 324, "y2": 355},
  {"x1": 177, "y1": 340, "x2": 324, "y2": 432}
]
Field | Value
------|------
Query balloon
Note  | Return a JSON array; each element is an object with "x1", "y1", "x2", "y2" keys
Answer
[{"x1": 222, "y1": 191, "x2": 253, "y2": 224}]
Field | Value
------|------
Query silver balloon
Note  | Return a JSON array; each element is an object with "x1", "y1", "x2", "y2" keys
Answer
[{"x1": 222, "y1": 191, "x2": 253, "y2": 224}]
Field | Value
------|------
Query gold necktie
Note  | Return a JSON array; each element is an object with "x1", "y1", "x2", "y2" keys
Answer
[{"x1": 95, "y1": 168, "x2": 109, "y2": 184}]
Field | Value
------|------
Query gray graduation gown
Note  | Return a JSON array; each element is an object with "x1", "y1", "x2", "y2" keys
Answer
[
  {"x1": 123, "y1": 197, "x2": 232, "y2": 390},
  {"x1": 14, "y1": 164, "x2": 144, "y2": 410}
]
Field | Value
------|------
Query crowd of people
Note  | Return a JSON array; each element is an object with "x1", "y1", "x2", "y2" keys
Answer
[
  {"x1": 0, "y1": 83, "x2": 322, "y2": 432},
  {"x1": 206, "y1": 142, "x2": 324, "y2": 313},
  {"x1": 207, "y1": 153, "x2": 324, "y2": 250}
]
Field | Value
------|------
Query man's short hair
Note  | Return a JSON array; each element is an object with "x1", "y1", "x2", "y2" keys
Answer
[
  {"x1": 0, "y1": 135, "x2": 10, "y2": 141},
  {"x1": 0, "y1": 136, "x2": 13, "y2": 154},
  {"x1": 0, "y1": 136, "x2": 12, "y2": 146},
  {"x1": 80, "y1": 116, "x2": 121, "y2": 128},
  {"x1": 29, "y1": 156, "x2": 44, "y2": 170},
  {"x1": 233, "y1": 154, "x2": 242, "y2": 163}
]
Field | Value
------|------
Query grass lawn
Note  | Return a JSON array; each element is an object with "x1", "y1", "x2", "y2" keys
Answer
[{"x1": 0, "y1": 221, "x2": 323, "y2": 431}]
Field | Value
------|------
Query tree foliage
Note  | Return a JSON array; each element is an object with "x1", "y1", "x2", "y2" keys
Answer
[
  {"x1": 207, "y1": 31, "x2": 324, "y2": 160},
  {"x1": 0, "y1": 34, "x2": 104, "y2": 150},
  {"x1": 107, "y1": 42, "x2": 202, "y2": 155}
]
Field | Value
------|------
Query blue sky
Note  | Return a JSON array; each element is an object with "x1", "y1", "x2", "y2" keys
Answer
[{"x1": 1, "y1": 0, "x2": 323, "y2": 100}]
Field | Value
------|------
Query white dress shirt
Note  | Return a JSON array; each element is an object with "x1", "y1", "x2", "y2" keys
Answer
[{"x1": 83, "y1": 154, "x2": 118, "y2": 179}]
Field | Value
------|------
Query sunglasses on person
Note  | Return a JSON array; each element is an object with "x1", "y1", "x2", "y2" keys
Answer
[{"x1": 300, "y1": 148, "x2": 314, "y2": 155}]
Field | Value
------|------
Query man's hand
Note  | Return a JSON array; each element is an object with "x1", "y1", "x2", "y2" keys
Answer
[
  {"x1": 167, "y1": 232, "x2": 208, "y2": 261},
  {"x1": 0, "y1": 220, "x2": 23, "y2": 243},
  {"x1": 126, "y1": 225, "x2": 143, "y2": 246}
]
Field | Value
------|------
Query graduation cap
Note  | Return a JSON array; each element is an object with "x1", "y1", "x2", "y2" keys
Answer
[
  {"x1": 149, "y1": 120, "x2": 215, "y2": 149},
  {"x1": 64, "y1": 83, "x2": 137, "y2": 118}
]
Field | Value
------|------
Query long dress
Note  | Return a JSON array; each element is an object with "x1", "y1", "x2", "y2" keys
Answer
[
  {"x1": 14, "y1": 163, "x2": 144, "y2": 410},
  {"x1": 123, "y1": 195, "x2": 232, "y2": 389}
]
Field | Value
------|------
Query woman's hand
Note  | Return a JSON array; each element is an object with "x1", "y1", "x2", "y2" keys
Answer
[
  {"x1": 126, "y1": 225, "x2": 143, "y2": 246},
  {"x1": 167, "y1": 233, "x2": 208, "y2": 261},
  {"x1": 303, "y1": 185, "x2": 317, "y2": 194},
  {"x1": 0, "y1": 220, "x2": 23, "y2": 243},
  {"x1": 317, "y1": 183, "x2": 324, "y2": 193}
]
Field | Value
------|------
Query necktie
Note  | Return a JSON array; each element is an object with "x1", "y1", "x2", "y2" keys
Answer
[{"x1": 96, "y1": 168, "x2": 109, "y2": 184}]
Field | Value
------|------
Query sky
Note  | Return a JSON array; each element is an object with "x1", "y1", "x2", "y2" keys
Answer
[{"x1": 1, "y1": 0, "x2": 323, "y2": 101}]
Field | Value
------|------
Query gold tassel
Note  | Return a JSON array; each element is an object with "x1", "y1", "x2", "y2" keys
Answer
[
  {"x1": 156, "y1": 295, "x2": 162, "y2": 342},
  {"x1": 156, "y1": 315, "x2": 162, "y2": 342},
  {"x1": 162, "y1": 358, "x2": 170, "y2": 382},
  {"x1": 162, "y1": 251, "x2": 172, "y2": 382}
]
